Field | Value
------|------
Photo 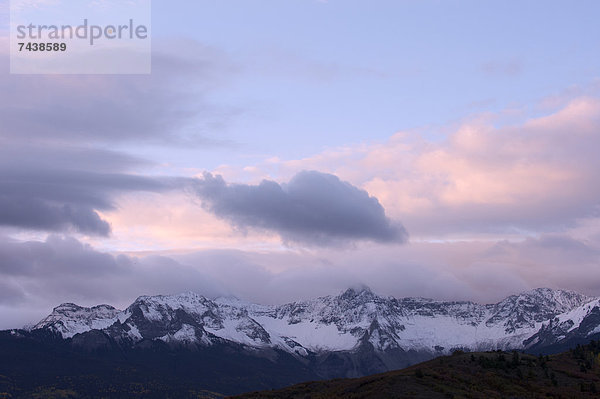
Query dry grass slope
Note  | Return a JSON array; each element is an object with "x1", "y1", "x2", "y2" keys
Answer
[{"x1": 232, "y1": 342, "x2": 600, "y2": 399}]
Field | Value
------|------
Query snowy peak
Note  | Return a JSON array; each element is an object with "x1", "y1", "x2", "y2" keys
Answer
[
  {"x1": 523, "y1": 298, "x2": 600, "y2": 350},
  {"x1": 128, "y1": 291, "x2": 214, "y2": 321},
  {"x1": 34, "y1": 302, "x2": 121, "y2": 338},
  {"x1": 495, "y1": 288, "x2": 590, "y2": 316},
  {"x1": 486, "y1": 288, "x2": 591, "y2": 333},
  {"x1": 338, "y1": 285, "x2": 376, "y2": 301},
  {"x1": 109, "y1": 291, "x2": 275, "y2": 348},
  {"x1": 32, "y1": 287, "x2": 600, "y2": 356}
]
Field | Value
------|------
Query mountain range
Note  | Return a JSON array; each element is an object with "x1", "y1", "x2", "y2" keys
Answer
[
  {"x1": 3, "y1": 286, "x2": 600, "y2": 397},
  {"x1": 32, "y1": 286, "x2": 600, "y2": 369}
]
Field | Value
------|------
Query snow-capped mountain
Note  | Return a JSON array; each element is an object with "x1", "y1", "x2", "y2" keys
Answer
[
  {"x1": 35, "y1": 303, "x2": 120, "y2": 338},
  {"x1": 33, "y1": 286, "x2": 600, "y2": 360}
]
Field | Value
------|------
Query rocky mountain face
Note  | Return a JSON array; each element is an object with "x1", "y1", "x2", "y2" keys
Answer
[{"x1": 29, "y1": 286, "x2": 600, "y2": 379}]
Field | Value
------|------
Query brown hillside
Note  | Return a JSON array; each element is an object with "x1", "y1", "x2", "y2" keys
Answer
[{"x1": 232, "y1": 343, "x2": 600, "y2": 399}]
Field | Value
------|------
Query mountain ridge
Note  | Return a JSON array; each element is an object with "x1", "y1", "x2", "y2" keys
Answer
[
  {"x1": 32, "y1": 286, "x2": 599, "y2": 358},
  {"x1": 4, "y1": 286, "x2": 600, "y2": 396}
]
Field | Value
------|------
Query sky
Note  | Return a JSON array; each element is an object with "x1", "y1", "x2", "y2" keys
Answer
[{"x1": 1, "y1": 0, "x2": 600, "y2": 328}]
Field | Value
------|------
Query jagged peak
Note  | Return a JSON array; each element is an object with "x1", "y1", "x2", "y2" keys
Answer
[
  {"x1": 502, "y1": 287, "x2": 591, "y2": 305},
  {"x1": 53, "y1": 303, "x2": 84, "y2": 312},
  {"x1": 29, "y1": 285, "x2": 600, "y2": 356},
  {"x1": 90, "y1": 304, "x2": 118, "y2": 311},
  {"x1": 523, "y1": 287, "x2": 579, "y2": 296},
  {"x1": 133, "y1": 291, "x2": 206, "y2": 304},
  {"x1": 128, "y1": 291, "x2": 213, "y2": 319},
  {"x1": 339, "y1": 284, "x2": 375, "y2": 300},
  {"x1": 52, "y1": 303, "x2": 119, "y2": 314},
  {"x1": 172, "y1": 291, "x2": 207, "y2": 301}
]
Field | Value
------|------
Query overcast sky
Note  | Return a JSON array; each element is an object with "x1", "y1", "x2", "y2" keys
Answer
[{"x1": 1, "y1": 0, "x2": 600, "y2": 329}]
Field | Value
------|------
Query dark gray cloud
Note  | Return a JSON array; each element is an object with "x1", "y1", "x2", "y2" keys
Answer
[
  {"x1": 0, "y1": 41, "x2": 236, "y2": 145},
  {"x1": 0, "y1": 40, "x2": 236, "y2": 236},
  {"x1": 0, "y1": 145, "x2": 177, "y2": 235},
  {"x1": 0, "y1": 197, "x2": 110, "y2": 236},
  {"x1": 0, "y1": 143, "x2": 152, "y2": 173},
  {"x1": 193, "y1": 170, "x2": 407, "y2": 245}
]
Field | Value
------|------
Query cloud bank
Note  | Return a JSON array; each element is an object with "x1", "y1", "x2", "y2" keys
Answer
[
  {"x1": 249, "y1": 97, "x2": 600, "y2": 238},
  {"x1": 193, "y1": 170, "x2": 407, "y2": 245},
  {"x1": 0, "y1": 40, "x2": 235, "y2": 236},
  {"x1": 0, "y1": 41, "x2": 234, "y2": 145},
  {"x1": 2, "y1": 234, "x2": 599, "y2": 330}
]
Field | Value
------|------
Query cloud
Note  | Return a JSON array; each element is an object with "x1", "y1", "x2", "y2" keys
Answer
[
  {"x1": 3, "y1": 232, "x2": 600, "y2": 330},
  {"x1": 0, "y1": 197, "x2": 111, "y2": 236},
  {"x1": 0, "y1": 145, "x2": 178, "y2": 235},
  {"x1": 0, "y1": 235, "x2": 228, "y2": 328},
  {"x1": 0, "y1": 39, "x2": 237, "y2": 236},
  {"x1": 482, "y1": 234, "x2": 600, "y2": 290},
  {"x1": 244, "y1": 96, "x2": 600, "y2": 239},
  {"x1": 192, "y1": 170, "x2": 407, "y2": 245},
  {"x1": 0, "y1": 40, "x2": 236, "y2": 146}
]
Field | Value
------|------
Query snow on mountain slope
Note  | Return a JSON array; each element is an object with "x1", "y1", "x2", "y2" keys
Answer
[
  {"x1": 32, "y1": 287, "x2": 598, "y2": 356},
  {"x1": 485, "y1": 288, "x2": 591, "y2": 331},
  {"x1": 34, "y1": 303, "x2": 121, "y2": 338},
  {"x1": 523, "y1": 297, "x2": 600, "y2": 349}
]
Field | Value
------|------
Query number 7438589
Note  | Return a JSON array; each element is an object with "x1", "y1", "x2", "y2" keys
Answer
[{"x1": 18, "y1": 42, "x2": 67, "y2": 52}]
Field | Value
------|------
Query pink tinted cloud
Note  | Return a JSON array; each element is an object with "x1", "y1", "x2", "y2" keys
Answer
[
  {"x1": 92, "y1": 96, "x2": 600, "y2": 249},
  {"x1": 253, "y1": 96, "x2": 600, "y2": 238},
  {"x1": 95, "y1": 191, "x2": 282, "y2": 252}
]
